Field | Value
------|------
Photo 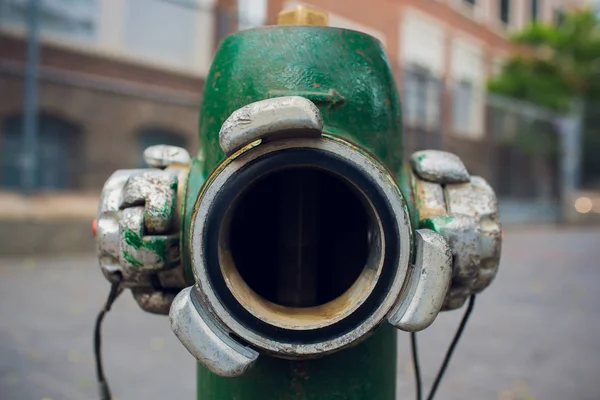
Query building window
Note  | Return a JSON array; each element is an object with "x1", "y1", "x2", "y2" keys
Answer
[
  {"x1": 402, "y1": 65, "x2": 442, "y2": 131},
  {"x1": 531, "y1": 0, "x2": 539, "y2": 22},
  {"x1": 453, "y1": 80, "x2": 473, "y2": 132},
  {"x1": 137, "y1": 128, "x2": 188, "y2": 167},
  {"x1": 124, "y1": 0, "x2": 196, "y2": 67},
  {"x1": 1, "y1": 114, "x2": 82, "y2": 190},
  {"x1": 238, "y1": 0, "x2": 267, "y2": 31},
  {"x1": 452, "y1": 79, "x2": 483, "y2": 138},
  {"x1": 499, "y1": 0, "x2": 510, "y2": 24},
  {"x1": 0, "y1": 0, "x2": 97, "y2": 41}
]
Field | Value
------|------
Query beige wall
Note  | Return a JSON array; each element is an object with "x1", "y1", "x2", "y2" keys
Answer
[{"x1": 1, "y1": 0, "x2": 217, "y2": 78}]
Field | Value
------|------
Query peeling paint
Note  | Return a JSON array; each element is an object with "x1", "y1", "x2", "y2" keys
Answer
[{"x1": 122, "y1": 251, "x2": 143, "y2": 267}]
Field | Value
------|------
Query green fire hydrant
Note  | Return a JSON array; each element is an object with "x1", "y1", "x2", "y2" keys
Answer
[{"x1": 95, "y1": 6, "x2": 501, "y2": 399}]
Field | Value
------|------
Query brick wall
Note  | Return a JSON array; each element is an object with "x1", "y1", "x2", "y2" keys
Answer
[
  {"x1": 0, "y1": 73, "x2": 200, "y2": 191},
  {"x1": 0, "y1": 45, "x2": 203, "y2": 254},
  {"x1": 0, "y1": 34, "x2": 205, "y2": 94},
  {"x1": 0, "y1": 32, "x2": 204, "y2": 192}
]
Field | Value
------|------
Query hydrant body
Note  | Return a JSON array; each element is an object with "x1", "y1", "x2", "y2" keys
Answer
[
  {"x1": 182, "y1": 26, "x2": 408, "y2": 280},
  {"x1": 95, "y1": 15, "x2": 501, "y2": 400},
  {"x1": 184, "y1": 27, "x2": 404, "y2": 399},
  {"x1": 196, "y1": 326, "x2": 397, "y2": 399}
]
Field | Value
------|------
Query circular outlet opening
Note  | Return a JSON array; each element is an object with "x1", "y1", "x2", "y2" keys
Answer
[{"x1": 218, "y1": 166, "x2": 384, "y2": 330}]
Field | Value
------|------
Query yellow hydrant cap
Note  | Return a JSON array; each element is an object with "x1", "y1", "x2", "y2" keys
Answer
[{"x1": 277, "y1": 5, "x2": 329, "y2": 26}]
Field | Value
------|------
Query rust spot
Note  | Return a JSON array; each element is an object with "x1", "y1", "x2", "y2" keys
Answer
[
  {"x1": 357, "y1": 107, "x2": 362, "y2": 111},
  {"x1": 294, "y1": 361, "x2": 308, "y2": 377},
  {"x1": 212, "y1": 72, "x2": 221, "y2": 87},
  {"x1": 356, "y1": 49, "x2": 365, "y2": 56},
  {"x1": 290, "y1": 362, "x2": 308, "y2": 400},
  {"x1": 313, "y1": 82, "x2": 320, "y2": 88},
  {"x1": 385, "y1": 98, "x2": 391, "y2": 107}
]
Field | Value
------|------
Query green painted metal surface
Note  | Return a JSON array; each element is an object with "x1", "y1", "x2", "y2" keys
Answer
[
  {"x1": 183, "y1": 25, "x2": 404, "y2": 280},
  {"x1": 196, "y1": 25, "x2": 403, "y2": 177},
  {"x1": 196, "y1": 325, "x2": 397, "y2": 400},
  {"x1": 180, "y1": 25, "x2": 407, "y2": 400}
]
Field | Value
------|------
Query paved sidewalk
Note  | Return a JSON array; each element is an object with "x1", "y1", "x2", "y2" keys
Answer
[{"x1": 0, "y1": 226, "x2": 599, "y2": 400}]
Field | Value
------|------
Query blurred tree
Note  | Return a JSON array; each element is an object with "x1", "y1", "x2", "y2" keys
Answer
[{"x1": 488, "y1": 9, "x2": 600, "y2": 186}]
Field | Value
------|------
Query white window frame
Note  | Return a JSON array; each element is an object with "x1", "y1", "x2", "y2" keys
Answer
[
  {"x1": 450, "y1": 35, "x2": 486, "y2": 139},
  {"x1": 238, "y1": 0, "x2": 267, "y2": 31},
  {"x1": 449, "y1": 0, "x2": 487, "y2": 22},
  {"x1": 402, "y1": 64, "x2": 443, "y2": 132}
]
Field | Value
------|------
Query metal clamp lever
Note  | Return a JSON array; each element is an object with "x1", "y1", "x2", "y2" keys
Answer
[
  {"x1": 388, "y1": 229, "x2": 452, "y2": 331},
  {"x1": 170, "y1": 287, "x2": 259, "y2": 377}
]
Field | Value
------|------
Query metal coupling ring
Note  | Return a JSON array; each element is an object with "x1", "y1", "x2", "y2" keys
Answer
[
  {"x1": 410, "y1": 150, "x2": 503, "y2": 310},
  {"x1": 96, "y1": 145, "x2": 190, "y2": 314},
  {"x1": 169, "y1": 97, "x2": 454, "y2": 377}
]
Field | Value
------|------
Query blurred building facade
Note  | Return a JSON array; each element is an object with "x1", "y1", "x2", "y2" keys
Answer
[
  {"x1": 0, "y1": 0, "x2": 219, "y2": 254},
  {"x1": 269, "y1": 0, "x2": 591, "y2": 222},
  {"x1": 0, "y1": 0, "x2": 217, "y2": 192},
  {"x1": 0, "y1": 0, "x2": 593, "y2": 254}
]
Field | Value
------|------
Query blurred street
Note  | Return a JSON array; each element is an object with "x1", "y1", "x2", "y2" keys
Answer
[{"x1": 1, "y1": 226, "x2": 599, "y2": 400}]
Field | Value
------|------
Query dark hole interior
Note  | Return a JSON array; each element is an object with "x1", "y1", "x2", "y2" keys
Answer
[{"x1": 228, "y1": 167, "x2": 370, "y2": 308}]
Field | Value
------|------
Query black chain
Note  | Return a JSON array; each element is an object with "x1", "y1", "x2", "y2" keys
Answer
[
  {"x1": 411, "y1": 332, "x2": 423, "y2": 400},
  {"x1": 94, "y1": 275, "x2": 123, "y2": 400},
  {"x1": 93, "y1": 276, "x2": 475, "y2": 400},
  {"x1": 411, "y1": 294, "x2": 476, "y2": 400}
]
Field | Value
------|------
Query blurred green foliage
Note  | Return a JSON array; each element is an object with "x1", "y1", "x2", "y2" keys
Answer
[
  {"x1": 488, "y1": 9, "x2": 600, "y2": 185},
  {"x1": 490, "y1": 10, "x2": 600, "y2": 110}
]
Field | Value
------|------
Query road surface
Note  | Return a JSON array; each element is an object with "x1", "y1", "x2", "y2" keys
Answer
[{"x1": 1, "y1": 226, "x2": 599, "y2": 400}]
